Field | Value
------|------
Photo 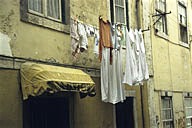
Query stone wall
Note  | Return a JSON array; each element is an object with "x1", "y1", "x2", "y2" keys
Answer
[{"x1": 0, "y1": 69, "x2": 22, "y2": 128}]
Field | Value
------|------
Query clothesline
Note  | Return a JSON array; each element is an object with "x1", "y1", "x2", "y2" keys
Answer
[
  {"x1": 99, "y1": 15, "x2": 150, "y2": 32},
  {"x1": 70, "y1": 17, "x2": 99, "y2": 30},
  {"x1": 71, "y1": 16, "x2": 150, "y2": 33}
]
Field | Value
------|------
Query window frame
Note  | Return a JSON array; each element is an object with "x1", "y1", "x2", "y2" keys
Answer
[
  {"x1": 110, "y1": 0, "x2": 128, "y2": 25},
  {"x1": 28, "y1": 0, "x2": 62, "y2": 22},
  {"x1": 184, "y1": 97, "x2": 192, "y2": 128},
  {"x1": 28, "y1": 0, "x2": 44, "y2": 16},
  {"x1": 155, "y1": 0, "x2": 168, "y2": 35},
  {"x1": 161, "y1": 96, "x2": 174, "y2": 128},
  {"x1": 46, "y1": 0, "x2": 62, "y2": 22},
  {"x1": 178, "y1": 1, "x2": 188, "y2": 45},
  {"x1": 20, "y1": 0, "x2": 70, "y2": 33}
]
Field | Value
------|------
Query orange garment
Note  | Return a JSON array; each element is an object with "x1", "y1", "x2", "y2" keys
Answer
[{"x1": 99, "y1": 17, "x2": 113, "y2": 63}]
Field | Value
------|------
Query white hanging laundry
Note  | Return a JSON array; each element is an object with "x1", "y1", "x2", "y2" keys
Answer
[
  {"x1": 101, "y1": 48, "x2": 125, "y2": 104},
  {"x1": 123, "y1": 28, "x2": 134, "y2": 85},
  {"x1": 123, "y1": 28, "x2": 149, "y2": 85},
  {"x1": 0, "y1": 32, "x2": 12, "y2": 56},
  {"x1": 110, "y1": 25, "x2": 116, "y2": 48},
  {"x1": 78, "y1": 23, "x2": 88, "y2": 52},
  {"x1": 70, "y1": 19, "x2": 80, "y2": 56},
  {"x1": 85, "y1": 24, "x2": 95, "y2": 37},
  {"x1": 108, "y1": 49, "x2": 125, "y2": 104},
  {"x1": 101, "y1": 47, "x2": 111, "y2": 102},
  {"x1": 111, "y1": 25, "x2": 125, "y2": 103},
  {"x1": 101, "y1": 24, "x2": 126, "y2": 104},
  {"x1": 138, "y1": 29, "x2": 149, "y2": 80},
  {"x1": 70, "y1": 19, "x2": 80, "y2": 40},
  {"x1": 128, "y1": 28, "x2": 139, "y2": 84},
  {"x1": 120, "y1": 26, "x2": 127, "y2": 74},
  {"x1": 135, "y1": 29, "x2": 144, "y2": 82},
  {"x1": 100, "y1": 22, "x2": 149, "y2": 104},
  {"x1": 93, "y1": 29, "x2": 99, "y2": 55}
]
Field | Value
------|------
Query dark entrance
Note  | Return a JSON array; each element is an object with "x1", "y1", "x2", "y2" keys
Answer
[
  {"x1": 23, "y1": 94, "x2": 71, "y2": 128},
  {"x1": 116, "y1": 97, "x2": 135, "y2": 128}
]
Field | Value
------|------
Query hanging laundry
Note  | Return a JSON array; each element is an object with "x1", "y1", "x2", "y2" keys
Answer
[
  {"x1": 129, "y1": 28, "x2": 139, "y2": 84},
  {"x1": 70, "y1": 18, "x2": 100, "y2": 58},
  {"x1": 119, "y1": 26, "x2": 126, "y2": 74},
  {"x1": 99, "y1": 17, "x2": 113, "y2": 64},
  {"x1": 78, "y1": 22, "x2": 88, "y2": 52},
  {"x1": 101, "y1": 47, "x2": 111, "y2": 102},
  {"x1": 85, "y1": 24, "x2": 95, "y2": 37},
  {"x1": 100, "y1": 17, "x2": 113, "y2": 103},
  {"x1": 123, "y1": 28, "x2": 135, "y2": 85},
  {"x1": 109, "y1": 49, "x2": 125, "y2": 104},
  {"x1": 123, "y1": 28, "x2": 149, "y2": 85},
  {"x1": 110, "y1": 25, "x2": 117, "y2": 49},
  {"x1": 138, "y1": 29, "x2": 149, "y2": 80},
  {"x1": 70, "y1": 19, "x2": 80, "y2": 57},
  {"x1": 100, "y1": 22, "x2": 125, "y2": 104},
  {"x1": 99, "y1": 17, "x2": 149, "y2": 104},
  {"x1": 135, "y1": 29, "x2": 143, "y2": 83},
  {"x1": 111, "y1": 25, "x2": 126, "y2": 74},
  {"x1": 93, "y1": 29, "x2": 99, "y2": 55},
  {"x1": 101, "y1": 48, "x2": 125, "y2": 104},
  {"x1": 116, "y1": 25, "x2": 125, "y2": 49}
]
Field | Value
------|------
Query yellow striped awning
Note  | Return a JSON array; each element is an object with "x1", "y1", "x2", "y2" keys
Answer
[{"x1": 20, "y1": 63, "x2": 96, "y2": 100}]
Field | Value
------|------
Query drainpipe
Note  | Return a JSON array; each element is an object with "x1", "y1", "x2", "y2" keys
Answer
[
  {"x1": 136, "y1": 1, "x2": 145, "y2": 128},
  {"x1": 136, "y1": 0, "x2": 141, "y2": 28},
  {"x1": 140, "y1": 85, "x2": 145, "y2": 128}
]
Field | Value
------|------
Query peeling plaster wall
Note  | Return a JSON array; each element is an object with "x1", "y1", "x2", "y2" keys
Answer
[
  {"x1": 0, "y1": 0, "x2": 114, "y2": 128},
  {"x1": 151, "y1": 0, "x2": 192, "y2": 91},
  {"x1": 0, "y1": 0, "x2": 107, "y2": 68},
  {"x1": 0, "y1": 70, "x2": 22, "y2": 128},
  {"x1": 0, "y1": 32, "x2": 12, "y2": 56}
]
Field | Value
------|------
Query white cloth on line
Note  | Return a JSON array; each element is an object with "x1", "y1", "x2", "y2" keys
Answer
[
  {"x1": 70, "y1": 20, "x2": 80, "y2": 55},
  {"x1": 85, "y1": 25, "x2": 95, "y2": 37},
  {"x1": 0, "y1": 32, "x2": 12, "y2": 56},
  {"x1": 78, "y1": 23, "x2": 88, "y2": 51},
  {"x1": 135, "y1": 29, "x2": 144, "y2": 82},
  {"x1": 93, "y1": 29, "x2": 99, "y2": 54},
  {"x1": 101, "y1": 47, "x2": 110, "y2": 102},
  {"x1": 123, "y1": 28, "x2": 149, "y2": 85},
  {"x1": 138, "y1": 29, "x2": 149, "y2": 80},
  {"x1": 108, "y1": 49, "x2": 125, "y2": 104},
  {"x1": 123, "y1": 28, "x2": 135, "y2": 85},
  {"x1": 101, "y1": 47, "x2": 125, "y2": 104}
]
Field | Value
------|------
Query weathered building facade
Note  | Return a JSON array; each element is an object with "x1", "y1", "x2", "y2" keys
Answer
[
  {"x1": 0, "y1": 0, "x2": 143, "y2": 128},
  {"x1": 0, "y1": 0, "x2": 192, "y2": 128},
  {"x1": 145, "y1": 0, "x2": 192, "y2": 128}
]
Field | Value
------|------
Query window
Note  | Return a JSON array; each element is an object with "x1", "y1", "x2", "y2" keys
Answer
[
  {"x1": 184, "y1": 97, "x2": 192, "y2": 128},
  {"x1": 28, "y1": 0, "x2": 62, "y2": 21},
  {"x1": 28, "y1": 0, "x2": 43, "y2": 14},
  {"x1": 155, "y1": 0, "x2": 168, "y2": 34},
  {"x1": 178, "y1": 2, "x2": 188, "y2": 43},
  {"x1": 20, "y1": 0, "x2": 70, "y2": 33},
  {"x1": 110, "y1": 0, "x2": 129, "y2": 26},
  {"x1": 161, "y1": 97, "x2": 174, "y2": 128}
]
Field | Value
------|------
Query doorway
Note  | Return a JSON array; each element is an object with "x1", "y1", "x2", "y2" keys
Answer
[
  {"x1": 23, "y1": 94, "x2": 71, "y2": 128},
  {"x1": 115, "y1": 97, "x2": 135, "y2": 128}
]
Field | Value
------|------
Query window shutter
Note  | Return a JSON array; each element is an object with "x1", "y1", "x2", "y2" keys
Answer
[
  {"x1": 61, "y1": 0, "x2": 66, "y2": 24},
  {"x1": 110, "y1": 0, "x2": 114, "y2": 23}
]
